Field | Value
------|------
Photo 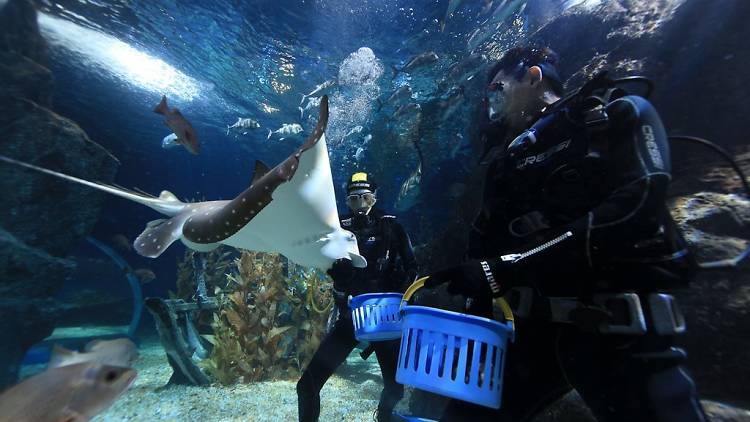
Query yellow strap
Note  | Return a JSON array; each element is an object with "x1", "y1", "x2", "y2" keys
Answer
[
  {"x1": 494, "y1": 297, "x2": 515, "y2": 331},
  {"x1": 402, "y1": 276, "x2": 429, "y2": 302},
  {"x1": 401, "y1": 276, "x2": 515, "y2": 331}
]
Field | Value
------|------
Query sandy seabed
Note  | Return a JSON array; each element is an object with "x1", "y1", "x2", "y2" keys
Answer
[{"x1": 92, "y1": 337, "x2": 400, "y2": 422}]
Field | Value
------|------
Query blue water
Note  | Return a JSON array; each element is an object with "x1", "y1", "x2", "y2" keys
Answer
[{"x1": 31, "y1": 0, "x2": 539, "y2": 296}]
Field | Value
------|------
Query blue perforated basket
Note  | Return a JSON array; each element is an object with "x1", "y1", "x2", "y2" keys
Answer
[
  {"x1": 349, "y1": 292, "x2": 404, "y2": 341},
  {"x1": 396, "y1": 304, "x2": 514, "y2": 409}
]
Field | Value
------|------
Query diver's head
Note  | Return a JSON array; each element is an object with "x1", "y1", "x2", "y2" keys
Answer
[
  {"x1": 346, "y1": 172, "x2": 377, "y2": 216},
  {"x1": 486, "y1": 46, "x2": 564, "y2": 129}
]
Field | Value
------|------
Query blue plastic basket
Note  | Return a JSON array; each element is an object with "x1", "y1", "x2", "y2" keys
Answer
[
  {"x1": 349, "y1": 292, "x2": 404, "y2": 341},
  {"x1": 396, "y1": 305, "x2": 514, "y2": 409}
]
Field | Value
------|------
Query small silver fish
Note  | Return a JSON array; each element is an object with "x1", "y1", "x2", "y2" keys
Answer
[
  {"x1": 377, "y1": 85, "x2": 413, "y2": 111},
  {"x1": 440, "y1": 0, "x2": 463, "y2": 32},
  {"x1": 0, "y1": 363, "x2": 136, "y2": 422},
  {"x1": 226, "y1": 117, "x2": 260, "y2": 135},
  {"x1": 300, "y1": 80, "x2": 336, "y2": 105},
  {"x1": 354, "y1": 147, "x2": 365, "y2": 161},
  {"x1": 441, "y1": 54, "x2": 486, "y2": 87},
  {"x1": 392, "y1": 52, "x2": 439, "y2": 78},
  {"x1": 344, "y1": 125, "x2": 364, "y2": 139},
  {"x1": 267, "y1": 123, "x2": 303, "y2": 140},
  {"x1": 161, "y1": 133, "x2": 179, "y2": 149},
  {"x1": 300, "y1": 96, "x2": 322, "y2": 119}
]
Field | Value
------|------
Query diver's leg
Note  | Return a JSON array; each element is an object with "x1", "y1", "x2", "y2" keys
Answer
[
  {"x1": 440, "y1": 319, "x2": 571, "y2": 421},
  {"x1": 297, "y1": 317, "x2": 358, "y2": 422},
  {"x1": 373, "y1": 339, "x2": 405, "y2": 422},
  {"x1": 557, "y1": 328, "x2": 707, "y2": 422}
]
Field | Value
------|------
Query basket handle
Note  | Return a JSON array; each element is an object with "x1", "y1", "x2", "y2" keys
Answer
[{"x1": 400, "y1": 276, "x2": 515, "y2": 331}]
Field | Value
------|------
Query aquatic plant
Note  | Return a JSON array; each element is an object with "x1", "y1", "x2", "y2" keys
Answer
[
  {"x1": 204, "y1": 251, "x2": 332, "y2": 384},
  {"x1": 172, "y1": 248, "x2": 234, "y2": 300}
]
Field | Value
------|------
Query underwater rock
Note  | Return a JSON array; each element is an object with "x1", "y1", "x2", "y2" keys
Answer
[
  {"x1": 0, "y1": 0, "x2": 51, "y2": 106},
  {"x1": 0, "y1": 227, "x2": 74, "y2": 387},
  {"x1": 0, "y1": 97, "x2": 119, "y2": 255},
  {"x1": 0, "y1": 0, "x2": 119, "y2": 389},
  {"x1": 0, "y1": 0, "x2": 47, "y2": 64}
]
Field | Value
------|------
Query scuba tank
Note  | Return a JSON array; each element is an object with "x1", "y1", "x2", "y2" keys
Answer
[{"x1": 516, "y1": 71, "x2": 750, "y2": 271}]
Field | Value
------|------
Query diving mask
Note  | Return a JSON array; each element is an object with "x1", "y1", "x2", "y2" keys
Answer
[
  {"x1": 486, "y1": 76, "x2": 506, "y2": 122},
  {"x1": 346, "y1": 191, "x2": 376, "y2": 214}
]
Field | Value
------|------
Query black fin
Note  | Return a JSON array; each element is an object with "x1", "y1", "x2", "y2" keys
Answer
[{"x1": 251, "y1": 160, "x2": 271, "y2": 186}]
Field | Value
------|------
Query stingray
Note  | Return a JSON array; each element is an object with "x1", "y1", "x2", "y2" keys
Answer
[{"x1": 0, "y1": 96, "x2": 366, "y2": 270}]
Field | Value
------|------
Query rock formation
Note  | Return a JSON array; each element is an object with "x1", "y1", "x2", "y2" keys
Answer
[{"x1": 0, "y1": 0, "x2": 119, "y2": 388}]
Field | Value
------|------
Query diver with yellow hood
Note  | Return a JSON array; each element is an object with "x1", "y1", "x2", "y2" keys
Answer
[{"x1": 297, "y1": 172, "x2": 418, "y2": 422}]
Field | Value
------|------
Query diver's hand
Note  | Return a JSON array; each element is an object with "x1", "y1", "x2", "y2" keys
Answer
[
  {"x1": 327, "y1": 258, "x2": 356, "y2": 290},
  {"x1": 424, "y1": 259, "x2": 507, "y2": 298}
]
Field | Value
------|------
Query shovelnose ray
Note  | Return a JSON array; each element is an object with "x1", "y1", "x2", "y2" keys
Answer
[{"x1": 0, "y1": 96, "x2": 366, "y2": 270}]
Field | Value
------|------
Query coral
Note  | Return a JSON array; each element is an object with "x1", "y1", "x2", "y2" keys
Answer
[{"x1": 204, "y1": 251, "x2": 332, "y2": 384}]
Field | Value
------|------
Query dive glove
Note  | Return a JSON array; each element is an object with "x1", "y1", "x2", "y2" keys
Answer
[
  {"x1": 424, "y1": 258, "x2": 509, "y2": 298},
  {"x1": 327, "y1": 258, "x2": 356, "y2": 290}
]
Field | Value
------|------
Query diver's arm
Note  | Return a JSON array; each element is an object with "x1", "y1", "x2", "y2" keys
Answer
[{"x1": 427, "y1": 96, "x2": 673, "y2": 296}]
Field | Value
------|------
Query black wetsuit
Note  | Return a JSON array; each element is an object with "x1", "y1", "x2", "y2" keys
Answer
[
  {"x1": 441, "y1": 96, "x2": 707, "y2": 421},
  {"x1": 297, "y1": 208, "x2": 418, "y2": 422}
]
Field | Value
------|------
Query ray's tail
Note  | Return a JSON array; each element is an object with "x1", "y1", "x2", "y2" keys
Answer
[{"x1": 0, "y1": 155, "x2": 184, "y2": 216}]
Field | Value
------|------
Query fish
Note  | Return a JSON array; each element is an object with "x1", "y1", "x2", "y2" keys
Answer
[
  {"x1": 299, "y1": 96, "x2": 322, "y2": 120},
  {"x1": 267, "y1": 123, "x2": 303, "y2": 140},
  {"x1": 377, "y1": 85, "x2": 412, "y2": 111},
  {"x1": 437, "y1": 85, "x2": 466, "y2": 117},
  {"x1": 0, "y1": 362, "x2": 136, "y2": 422},
  {"x1": 153, "y1": 95, "x2": 200, "y2": 155},
  {"x1": 440, "y1": 0, "x2": 463, "y2": 32},
  {"x1": 440, "y1": 54, "x2": 486, "y2": 88},
  {"x1": 0, "y1": 96, "x2": 366, "y2": 271},
  {"x1": 392, "y1": 52, "x2": 439, "y2": 78},
  {"x1": 110, "y1": 234, "x2": 131, "y2": 253},
  {"x1": 49, "y1": 338, "x2": 139, "y2": 369},
  {"x1": 133, "y1": 268, "x2": 156, "y2": 284},
  {"x1": 161, "y1": 133, "x2": 179, "y2": 149},
  {"x1": 354, "y1": 147, "x2": 365, "y2": 162},
  {"x1": 226, "y1": 118, "x2": 260, "y2": 136},
  {"x1": 394, "y1": 162, "x2": 422, "y2": 212},
  {"x1": 467, "y1": 0, "x2": 528, "y2": 51},
  {"x1": 487, "y1": 0, "x2": 528, "y2": 26},
  {"x1": 393, "y1": 103, "x2": 422, "y2": 119},
  {"x1": 300, "y1": 80, "x2": 336, "y2": 106},
  {"x1": 362, "y1": 134, "x2": 372, "y2": 144},
  {"x1": 343, "y1": 125, "x2": 363, "y2": 139}
]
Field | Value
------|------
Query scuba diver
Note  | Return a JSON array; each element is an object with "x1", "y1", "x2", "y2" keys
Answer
[
  {"x1": 423, "y1": 46, "x2": 709, "y2": 421},
  {"x1": 297, "y1": 172, "x2": 418, "y2": 422}
]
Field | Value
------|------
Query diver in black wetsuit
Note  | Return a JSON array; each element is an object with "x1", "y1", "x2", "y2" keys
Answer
[
  {"x1": 424, "y1": 47, "x2": 708, "y2": 422},
  {"x1": 297, "y1": 172, "x2": 418, "y2": 422}
]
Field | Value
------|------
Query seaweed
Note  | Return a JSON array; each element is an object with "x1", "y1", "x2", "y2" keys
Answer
[
  {"x1": 172, "y1": 248, "x2": 235, "y2": 300},
  {"x1": 203, "y1": 251, "x2": 333, "y2": 384}
]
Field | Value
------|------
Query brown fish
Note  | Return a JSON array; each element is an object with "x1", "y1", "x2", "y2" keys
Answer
[
  {"x1": 0, "y1": 363, "x2": 136, "y2": 422},
  {"x1": 132, "y1": 268, "x2": 156, "y2": 284},
  {"x1": 153, "y1": 95, "x2": 200, "y2": 155},
  {"x1": 49, "y1": 338, "x2": 139, "y2": 369},
  {"x1": 110, "y1": 234, "x2": 131, "y2": 253}
]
